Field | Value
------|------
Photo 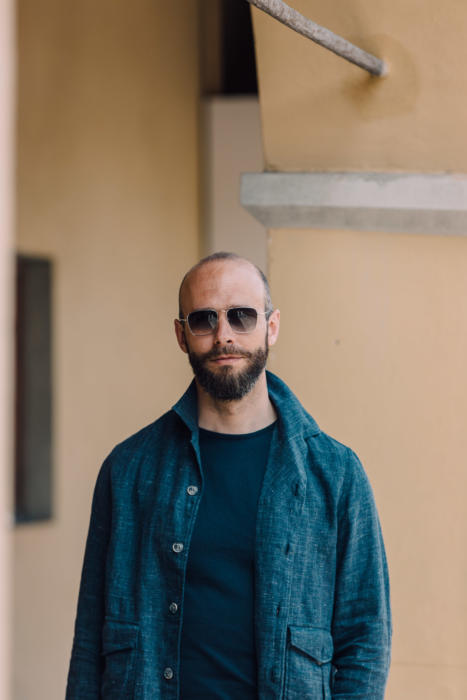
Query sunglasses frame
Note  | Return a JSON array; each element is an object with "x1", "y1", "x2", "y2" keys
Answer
[{"x1": 179, "y1": 307, "x2": 271, "y2": 336}]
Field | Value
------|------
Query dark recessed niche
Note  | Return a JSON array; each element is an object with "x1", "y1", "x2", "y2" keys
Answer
[
  {"x1": 221, "y1": 0, "x2": 258, "y2": 95},
  {"x1": 15, "y1": 255, "x2": 53, "y2": 523},
  {"x1": 200, "y1": 0, "x2": 258, "y2": 96}
]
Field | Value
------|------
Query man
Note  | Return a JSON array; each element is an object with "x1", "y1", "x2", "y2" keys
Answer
[{"x1": 66, "y1": 252, "x2": 391, "y2": 699}]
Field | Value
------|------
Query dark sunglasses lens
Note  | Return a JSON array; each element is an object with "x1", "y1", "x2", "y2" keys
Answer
[
  {"x1": 227, "y1": 307, "x2": 258, "y2": 333},
  {"x1": 187, "y1": 309, "x2": 218, "y2": 335}
]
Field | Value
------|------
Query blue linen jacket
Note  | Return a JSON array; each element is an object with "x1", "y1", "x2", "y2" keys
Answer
[{"x1": 66, "y1": 371, "x2": 391, "y2": 699}]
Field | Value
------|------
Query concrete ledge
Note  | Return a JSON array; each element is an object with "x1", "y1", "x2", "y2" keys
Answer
[{"x1": 240, "y1": 172, "x2": 467, "y2": 235}]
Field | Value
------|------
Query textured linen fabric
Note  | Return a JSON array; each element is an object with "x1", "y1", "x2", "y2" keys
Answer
[
  {"x1": 179, "y1": 424, "x2": 275, "y2": 698},
  {"x1": 66, "y1": 371, "x2": 391, "y2": 699}
]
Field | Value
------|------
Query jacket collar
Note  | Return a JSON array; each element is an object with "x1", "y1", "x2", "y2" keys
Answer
[{"x1": 172, "y1": 370, "x2": 321, "y2": 439}]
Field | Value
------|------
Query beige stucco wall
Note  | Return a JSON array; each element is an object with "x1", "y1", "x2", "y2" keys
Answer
[
  {"x1": 252, "y1": 2, "x2": 467, "y2": 698},
  {"x1": 253, "y1": 0, "x2": 467, "y2": 173},
  {"x1": 14, "y1": 2, "x2": 199, "y2": 698},
  {"x1": 202, "y1": 96, "x2": 267, "y2": 271}
]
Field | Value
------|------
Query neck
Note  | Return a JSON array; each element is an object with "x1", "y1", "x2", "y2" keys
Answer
[{"x1": 196, "y1": 372, "x2": 277, "y2": 434}]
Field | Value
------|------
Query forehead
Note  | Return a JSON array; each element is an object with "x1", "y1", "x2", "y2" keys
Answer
[{"x1": 181, "y1": 260, "x2": 265, "y2": 312}]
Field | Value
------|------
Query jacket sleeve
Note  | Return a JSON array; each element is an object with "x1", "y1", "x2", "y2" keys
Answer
[
  {"x1": 331, "y1": 449, "x2": 392, "y2": 699},
  {"x1": 66, "y1": 457, "x2": 112, "y2": 698}
]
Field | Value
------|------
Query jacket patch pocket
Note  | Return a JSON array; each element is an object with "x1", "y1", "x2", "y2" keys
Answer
[
  {"x1": 284, "y1": 626, "x2": 333, "y2": 700},
  {"x1": 101, "y1": 618, "x2": 139, "y2": 699}
]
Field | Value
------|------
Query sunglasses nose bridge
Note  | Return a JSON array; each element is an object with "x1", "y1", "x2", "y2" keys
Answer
[{"x1": 213, "y1": 308, "x2": 234, "y2": 342}]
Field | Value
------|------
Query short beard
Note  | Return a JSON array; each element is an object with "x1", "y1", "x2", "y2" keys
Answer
[{"x1": 188, "y1": 339, "x2": 269, "y2": 402}]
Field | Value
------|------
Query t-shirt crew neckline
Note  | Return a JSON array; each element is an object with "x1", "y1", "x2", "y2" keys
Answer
[{"x1": 198, "y1": 421, "x2": 277, "y2": 441}]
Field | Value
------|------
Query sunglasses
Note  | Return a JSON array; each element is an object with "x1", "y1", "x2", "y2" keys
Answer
[{"x1": 180, "y1": 307, "x2": 270, "y2": 336}]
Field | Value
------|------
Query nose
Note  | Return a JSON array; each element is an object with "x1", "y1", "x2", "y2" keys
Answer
[{"x1": 213, "y1": 309, "x2": 233, "y2": 345}]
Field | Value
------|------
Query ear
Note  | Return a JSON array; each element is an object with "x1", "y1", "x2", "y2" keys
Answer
[
  {"x1": 174, "y1": 319, "x2": 189, "y2": 354},
  {"x1": 267, "y1": 309, "x2": 280, "y2": 347}
]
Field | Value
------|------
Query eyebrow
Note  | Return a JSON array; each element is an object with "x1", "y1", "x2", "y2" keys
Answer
[{"x1": 188, "y1": 304, "x2": 258, "y2": 312}]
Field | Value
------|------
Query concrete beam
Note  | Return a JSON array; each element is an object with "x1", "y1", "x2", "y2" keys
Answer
[{"x1": 240, "y1": 172, "x2": 467, "y2": 235}]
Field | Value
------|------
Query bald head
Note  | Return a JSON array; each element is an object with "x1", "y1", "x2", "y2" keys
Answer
[{"x1": 178, "y1": 252, "x2": 272, "y2": 319}]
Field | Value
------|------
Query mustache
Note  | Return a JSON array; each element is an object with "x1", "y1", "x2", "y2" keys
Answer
[{"x1": 199, "y1": 345, "x2": 253, "y2": 361}]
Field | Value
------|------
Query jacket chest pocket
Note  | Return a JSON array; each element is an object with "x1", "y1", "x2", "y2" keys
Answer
[
  {"x1": 284, "y1": 626, "x2": 333, "y2": 700},
  {"x1": 101, "y1": 619, "x2": 139, "y2": 699}
]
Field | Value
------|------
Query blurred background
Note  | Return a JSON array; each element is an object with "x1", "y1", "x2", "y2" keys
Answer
[{"x1": 1, "y1": 0, "x2": 466, "y2": 697}]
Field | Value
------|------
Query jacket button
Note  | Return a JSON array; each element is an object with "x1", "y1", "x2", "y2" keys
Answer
[
  {"x1": 169, "y1": 602, "x2": 178, "y2": 614},
  {"x1": 163, "y1": 667, "x2": 174, "y2": 680},
  {"x1": 172, "y1": 542, "x2": 184, "y2": 553},
  {"x1": 187, "y1": 485, "x2": 198, "y2": 496}
]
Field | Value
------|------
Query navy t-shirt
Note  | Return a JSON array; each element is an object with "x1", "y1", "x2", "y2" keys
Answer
[{"x1": 179, "y1": 422, "x2": 276, "y2": 699}]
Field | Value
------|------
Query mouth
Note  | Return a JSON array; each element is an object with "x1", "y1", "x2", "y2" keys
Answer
[{"x1": 209, "y1": 355, "x2": 245, "y2": 364}]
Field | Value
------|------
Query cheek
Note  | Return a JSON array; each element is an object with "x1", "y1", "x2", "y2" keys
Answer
[
  {"x1": 242, "y1": 330, "x2": 268, "y2": 352},
  {"x1": 185, "y1": 335, "x2": 213, "y2": 355}
]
